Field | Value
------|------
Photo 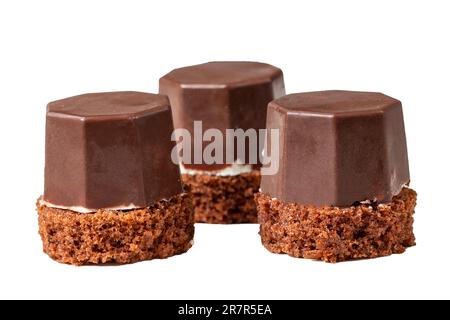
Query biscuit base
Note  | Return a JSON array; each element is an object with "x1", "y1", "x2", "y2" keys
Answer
[
  {"x1": 37, "y1": 193, "x2": 194, "y2": 265},
  {"x1": 182, "y1": 171, "x2": 261, "y2": 224},
  {"x1": 255, "y1": 187, "x2": 416, "y2": 263}
]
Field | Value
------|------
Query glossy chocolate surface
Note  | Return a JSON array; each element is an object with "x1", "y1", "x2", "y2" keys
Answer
[
  {"x1": 261, "y1": 90, "x2": 410, "y2": 206},
  {"x1": 44, "y1": 92, "x2": 182, "y2": 211},
  {"x1": 160, "y1": 61, "x2": 285, "y2": 171}
]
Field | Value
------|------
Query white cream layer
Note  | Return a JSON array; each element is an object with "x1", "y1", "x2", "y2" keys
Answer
[
  {"x1": 263, "y1": 184, "x2": 412, "y2": 205},
  {"x1": 179, "y1": 163, "x2": 253, "y2": 176},
  {"x1": 39, "y1": 199, "x2": 142, "y2": 214}
]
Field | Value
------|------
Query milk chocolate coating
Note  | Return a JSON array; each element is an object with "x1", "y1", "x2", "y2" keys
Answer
[
  {"x1": 159, "y1": 61, "x2": 285, "y2": 171},
  {"x1": 44, "y1": 92, "x2": 182, "y2": 211},
  {"x1": 261, "y1": 90, "x2": 410, "y2": 207}
]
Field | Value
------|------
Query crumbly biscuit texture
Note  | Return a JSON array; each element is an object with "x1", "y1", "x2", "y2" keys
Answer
[
  {"x1": 256, "y1": 187, "x2": 416, "y2": 263},
  {"x1": 37, "y1": 193, "x2": 194, "y2": 265},
  {"x1": 182, "y1": 171, "x2": 261, "y2": 224}
]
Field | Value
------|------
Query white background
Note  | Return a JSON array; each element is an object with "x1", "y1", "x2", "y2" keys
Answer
[{"x1": 0, "y1": 0, "x2": 449, "y2": 300}]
